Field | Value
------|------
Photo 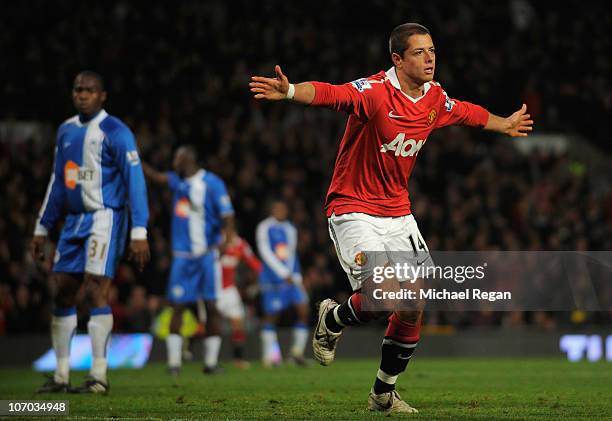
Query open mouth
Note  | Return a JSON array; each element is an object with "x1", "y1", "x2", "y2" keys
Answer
[{"x1": 424, "y1": 67, "x2": 434, "y2": 74}]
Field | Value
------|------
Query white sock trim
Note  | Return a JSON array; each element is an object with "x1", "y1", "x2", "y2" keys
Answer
[
  {"x1": 332, "y1": 306, "x2": 345, "y2": 327},
  {"x1": 261, "y1": 329, "x2": 279, "y2": 362},
  {"x1": 382, "y1": 338, "x2": 418, "y2": 348},
  {"x1": 55, "y1": 357, "x2": 70, "y2": 384},
  {"x1": 377, "y1": 369, "x2": 399, "y2": 385},
  {"x1": 51, "y1": 314, "x2": 77, "y2": 383},
  {"x1": 167, "y1": 334, "x2": 183, "y2": 368},
  {"x1": 91, "y1": 358, "x2": 107, "y2": 383},
  {"x1": 204, "y1": 336, "x2": 222, "y2": 368},
  {"x1": 291, "y1": 326, "x2": 309, "y2": 357},
  {"x1": 347, "y1": 296, "x2": 361, "y2": 323}
]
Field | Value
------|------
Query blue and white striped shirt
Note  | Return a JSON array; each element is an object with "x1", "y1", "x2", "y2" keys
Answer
[
  {"x1": 35, "y1": 109, "x2": 149, "y2": 239},
  {"x1": 256, "y1": 216, "x2": 302, "y2": 284},
  {"x1": 167, "y1": 169, "x2": 234, "y2": 256}
]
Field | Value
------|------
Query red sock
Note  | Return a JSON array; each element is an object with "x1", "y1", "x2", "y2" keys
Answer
[
  {"x1": 384, "y1": 312, "x2": 421, "y2": 343},
  {"x1": 231, "y1": 328, "x2": 246, "y2": 345}
]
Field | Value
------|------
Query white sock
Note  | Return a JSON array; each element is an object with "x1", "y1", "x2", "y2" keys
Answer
[
  {"x1": 261, "y1": 327, "x2": 279, "y2": 362},
  {"x1": 87, "y1": 308, "x2": 113, "y2": 383},
  {"x1": 51, "y1": 310, "x2": 77, "y2": 384},
  {"x1": 203, "y1": 336, "x2": 222, "y2": 368},
  {"x1": 166, "y1": 334, "x2": 183, "y2": 368},
  {"x1": 291, "y1": 325, "x2": 309, "y2": 358},
  {"x1": 376, "y1": 369, "x2": 399, "y2": 389}
]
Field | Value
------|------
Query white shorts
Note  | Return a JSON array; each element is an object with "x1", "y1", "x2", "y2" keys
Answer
[
  {"x1": 216, "y1": 285, "x2": 245, "y2": 320},
  {"x1": 328, "y1": 212, "x2": 433, "y2": 291}
]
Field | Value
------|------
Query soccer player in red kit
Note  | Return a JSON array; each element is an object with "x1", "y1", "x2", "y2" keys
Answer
[
  {"x1": 218, "y1": 235, "x2": 261, "y2": 368},
  {"x1": 250, "y1": 23, "x2": 533, "y2": 413}
]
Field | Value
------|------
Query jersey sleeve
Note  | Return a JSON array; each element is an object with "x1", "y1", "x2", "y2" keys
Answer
[
  {"x1": 434, "y1": 87, "x2": 489, "y2": 129},
  {"x1": 110, "y1": 126, "x2": 149, "y2": 239},
  {"x1": 209, "y1": 176, "x2": 234, "y2": 217},
  {"x1": 34, "y1": 129, "x2": 66, "y2": 235},
  {"x1": 167, "y1": 171, "x2": 181, "y2": 192},
  {"x1": 256, "y1": 221, "x2": 291, "y2": 280},
  {"x1": 240, "y1": 240, "x2": 262, "y2": 273},
  {"x1": 291, "y1": 254, "x2": 303, "y2": 283},
  {"x1": 310, "y1": 76, "x2": 384, "y2": 121},
  {"x1": 289, "y1": 225, "x2": 302, "y2": 283}
]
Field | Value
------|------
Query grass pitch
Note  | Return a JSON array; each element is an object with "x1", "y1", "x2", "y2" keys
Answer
[{"x1": 0, "y1": 358, "x2": 610, "y2": 420}]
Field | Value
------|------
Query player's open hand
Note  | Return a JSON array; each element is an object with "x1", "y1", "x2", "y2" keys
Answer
[
  {"x1": 505, "y1": 104, "x2": 534, "y2": 137},
  {"x1": 129, "y1": 239, "x2": 150, "y2": 272},
  {"x1": 30, "y1": 235, "x2": 46, "y2": 262},
  {"x1": 250, "y1": 65, "x2": 289, "y2": 100}
]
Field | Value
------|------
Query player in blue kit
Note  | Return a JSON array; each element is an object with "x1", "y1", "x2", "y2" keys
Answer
[
  {"x1": 31, "y1": 71, "x2": 150, "y2": 394},
  {"x1": 143, "y1": 146, "x2": 236, "y2": 374},
  {"x1": 256, "y1": 200, "x2": 309, "y2": 366}
]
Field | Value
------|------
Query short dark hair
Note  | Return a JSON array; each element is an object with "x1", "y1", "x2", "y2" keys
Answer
[
  {"x1": 177, "y1": 144, "x2": 198, "y2": 162},
  {"x1": 76, "y1": 70, "x2": 105, "y2": 90},
  {"x1": 389, "y1": 23, "x2": 431, "y2": 56}
]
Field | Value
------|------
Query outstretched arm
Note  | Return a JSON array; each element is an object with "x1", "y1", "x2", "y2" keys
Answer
[
  {"x1": 142, "y1": 162, "x2": 169, "y2": 185},
  {"x1": 484, "y1": 104, "x2": 534, "y2": 137},
  {"x1": 220, "y1": 214, "x2": 236, "y2": 253},
  {"x1": 250, "y1": 65, "x2": 315, "y2": 104},
  {"x1": 250, "y1": 65, "x2": 382, "y2": 120}
]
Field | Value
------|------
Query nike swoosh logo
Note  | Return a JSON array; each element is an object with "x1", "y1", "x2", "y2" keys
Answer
[
  {"x1": 388, "y1": 111, "x2": 407, "y2": 119},
  {"x1": 417, "y1": 258, "x2": 429, "y2": 266},
  {"x1": 63, "y1": 142, "x2": 71, "y2": 148},
  {"x1": 397, "y1": 354, "x2": 412, "y2": 360}
]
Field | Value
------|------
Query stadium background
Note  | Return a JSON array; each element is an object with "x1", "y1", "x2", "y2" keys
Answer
[{"x1": 0, "y1": 0, "x2": 611, "y2": 341}]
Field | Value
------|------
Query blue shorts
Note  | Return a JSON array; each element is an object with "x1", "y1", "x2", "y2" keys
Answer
[
  {"x1": 53, "y1": 209, "x2": 128, "y2": 279},
  {"x1": 167, "y1": 250, "x2": 221, "y2": 304},
  {"x1": 260, "y1": 282, "x2": 307, "y2": 315}
]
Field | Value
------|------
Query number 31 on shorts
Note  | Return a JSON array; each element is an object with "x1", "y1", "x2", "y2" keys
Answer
[{"x1": 88, "y1": 238, "x2": 107, "y2": 260}]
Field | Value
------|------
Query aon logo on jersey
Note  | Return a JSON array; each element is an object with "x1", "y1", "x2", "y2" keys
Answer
[{"x1": 380, "y1": 134, "x2": 425, "y2": 157}]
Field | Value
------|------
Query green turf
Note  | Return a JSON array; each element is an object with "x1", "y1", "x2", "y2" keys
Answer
[{"x1": 0, "y1": 358, "x2": 610, "y2": 420}]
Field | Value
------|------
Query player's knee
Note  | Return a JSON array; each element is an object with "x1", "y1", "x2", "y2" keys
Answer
[
  {"x1": 296, "y1": 303, "x2": 309, "y2": 318},
  {"x1": 83, "y1": 274, "x2": 112, "y2": 305},
  {"x1": 394, "y1": 309, "x2": 422, "y2": 325},
  {"x1": 391, "y1": 277, "x2": 425, "y2": 314},
  {"x1": 261, "y1": 313, "x2": 277, "y2": 325},
  {"x1": 53, "y1": 293, "x2": 77, "y2": 308},
  {"x1": 204, "y1": 300, "x2": 219, "y2": 317},
  {"x1": 50, "y1": 274, "x2": 79, "y2": 307},
  {"x1": 169, "y1": 306, "x2": 184, "y2": 333}
]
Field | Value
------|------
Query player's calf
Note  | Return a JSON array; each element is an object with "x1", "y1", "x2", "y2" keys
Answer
[{"x1": 372, "y1": 311, "x2": 421, "y2": 399}]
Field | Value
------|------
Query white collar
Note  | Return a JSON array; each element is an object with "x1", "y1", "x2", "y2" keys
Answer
[
  {"x1": 187, "y1": 168, "x2": 206, "y2": 181},
  {"x1": 385, "y1": 67, "x2": 430, "y2": 103},
  {"x1": 74, "y1": 109, "x2": 108, "y2": 127},
  {"x1": 270, "y1": 216, "x2": 288, "y2": 225}
]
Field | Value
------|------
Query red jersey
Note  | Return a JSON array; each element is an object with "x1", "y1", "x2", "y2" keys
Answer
[
  {"x1": 220, "y1": 237, "x2": 262, "y2": 288},
  {"x1": 311, "y1": 67, "x2": 489, "y2": 217}
]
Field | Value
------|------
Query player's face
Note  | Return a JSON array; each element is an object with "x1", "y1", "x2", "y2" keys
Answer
[
  {"x1": 72, "y1": 76, "x2": 106, "y2": 116},
  {"x1": 271, "y1": 202, "x2": 289, "y2": 221},
  {"x1": 173, "y1": 149, "x2": 187, "y2": 175},
  {"x1": 396, "y1": 34, "x2": 436, "y2": 85}
]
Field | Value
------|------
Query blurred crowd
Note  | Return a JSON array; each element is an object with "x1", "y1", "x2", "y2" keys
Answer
[{"x1": 1, "y1": 0, "x2": 611, "y2": 335}]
